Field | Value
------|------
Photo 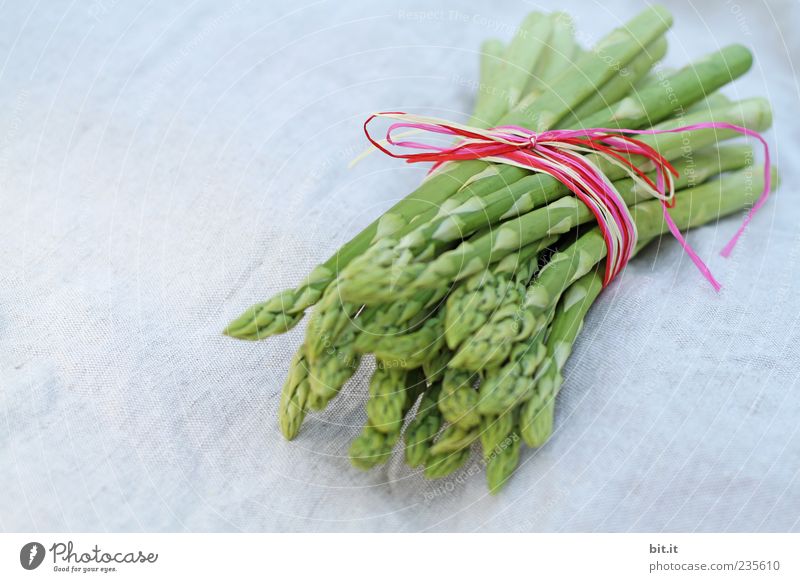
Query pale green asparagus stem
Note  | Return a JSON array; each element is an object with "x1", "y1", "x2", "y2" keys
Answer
[
  {"x1": 469, "y1": 12, "x2": 553, "y2": 127},
  {"x1": 304, "y1": 283, "x2": 358, "y2": 363},
  {"x1": 278, "y1": 346, "x2": 312, "y2": 440},
  {"x1": 635, "y1": 67, "x2": 675, "y2": 90},
  {"x1": 450, "y1": 306, "x2": 547, "y2": 372},
  {"x1": 353, "y1": 288, "x2": 445, "y2": 352},
  {"x1": 471, "y1": 38, "x2": 505, "y2": 120},
  {"x1": 687, "y1": 92, "x2": 732, "y2": 113},
  {"x1": 349, "y1": 425, "x2": 401, "y2": 470},
  {"x1": 525, "y1": 12, "x2": 579, "y2": 94},
  {"x1": 364, "y1": 365, "x2": 414, "y2": 434},
  {"x1": 559, "y1": 36, "x2": 667, "y2": 127},
  {"x1": 305, "y1": 319, "x2": 363, "y2": 407}
]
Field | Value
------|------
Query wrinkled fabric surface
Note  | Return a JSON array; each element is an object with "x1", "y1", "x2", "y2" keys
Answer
[{"x1": 1, "y1": 0, "x2": 799, "y2": 532}]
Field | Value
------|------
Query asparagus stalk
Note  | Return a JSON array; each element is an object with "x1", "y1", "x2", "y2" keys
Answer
[
  {"x1": 404, "y1": 383, "x2": 443, "y2": 468},
  {"x1": 278, "y1": 346, "x2": 312, "y2": 440},
  {"x1": 479, "y1": 408, "x2": 516, "y2": 458},
  {"x1": 364, "y1": 365, "x2": 414, "y2": 434},
  {"x1": 353, "y1": 288, "x2": 445, "y2": 352},
  {"x1": 471, "y1": 38, "x2": 505, "y2": 121},
  {"x1": 437, "y1": 368, "x2": 481, "y2": 430},
  {"x1": 349, "y1": 368, "x2": 426, "y2": 469},
  {"x1": 524, "y1": 12, "x2": 579, "y2": 94},
  {"x1": 687, "y1": 92, "x2": 732, "y2": 113},
  {"x1": 305, "y1": 321, "x2": 362, "y2": 406},
  {"x1": 349, "y1": 425, "x2": 401, "y2": 470},
  {"x1": 423, "y1": 446, "x2": 472, "y2": 479},
  {"x1": 443, "y1": 238, "x2": 546, "y2": 349},
  {"x1": 366, "y1": 312, "x2": 447, "y2": 369},
  {"x1": 469, "y1": 12, "x2": 553, "y2": 127},
  {"x1": 500, "y1": 5, "x2": 673, "y2": 130},
  {"x1": 486, "y1": 431, "x2": 522, "y2": 493},
  {"x1": 429, "y1": 424, "x2": 479, "y2": 455},
  {"x1": 475, "y1": 324, "x2": 550, "y2": 414},
  {"x1": 519, "y1": 269, "x2": 603, "y2": 446},
  {"x1": 558, "y1": 36, "x2": 667, "y2": 127},
  {"x1": 226, "y1": 7, "x2": 674, "y2": 340}
]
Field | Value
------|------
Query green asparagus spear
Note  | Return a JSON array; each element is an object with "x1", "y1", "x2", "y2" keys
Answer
[
  {"x1": 559, "y1": 36, "x2": 667, "y2": 127},
  {"x1": 479, "y1": 409, "x2": 516, "y2": 459},
  {"x1": 486, "y1": 432, "x2": 522, "y2": 493},
  {"x1": 349, "y1": 425, "x2": 402, "y2": 470},
  {"x1": 429, "y1": 424, "x2": 479, "y2": 455},
  {"x1": 364, "y1": 364, "x2": 412, "y2": 434},
  {"x1": 525, "y1": 12, "x2": 579, "y2": 94},
  {"x1": 350, "y1": 369, "x2": 427, "y2": 469},
  {"x1": 520, "y1": 269, "x2": 603, "y2": 446},
  {"x1": 437, "y1": 368, "x2": 481, "y2": 430},
  {"x1": 469, "y1": 12, "x2": 553, "y2": 127},
  {"x1": 471, "y1": 38, "x2": 505, "y2": 119},
  {"x1": 404, "y1": 383, "x2": 443, "y2": 468},
  {"x1": 305, "y1": 322, "x2": 362, "y2": 407},
  {"x1": 476, "y1": 326, "x2": 550, "y2": 415},
  {"x1": 366, "y1": 312, "x2": 447, "y2": 369},
  {"x1": 278, "y1": 346, "x2": 312, "y2": 440},
  {"x1": 423, "y1": 447, "x2": 472, "y2": 480},
  {"x1": 500, "y1": 6, "x2": 673, "y2": 130},
  {"x1": 443, "y1": 236, "x2": 551, "y2": 350},
  {"x1": 353, "y1": 288, "x2": 445, "y2": 351}
]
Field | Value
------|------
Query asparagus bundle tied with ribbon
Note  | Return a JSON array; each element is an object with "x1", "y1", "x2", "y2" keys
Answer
[{"x1": 224, "y1": 7, "x2": 778, "y2": 493}]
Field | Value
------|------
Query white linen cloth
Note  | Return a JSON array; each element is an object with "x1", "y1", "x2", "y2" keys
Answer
[{"x1": 1, "y1": 0, "x2": 798, "y2": 532}]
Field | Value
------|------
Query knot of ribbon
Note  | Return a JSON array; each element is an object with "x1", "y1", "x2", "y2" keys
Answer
[{"x1": 363, "y1": 112, "x2": 772, "y2": 290}]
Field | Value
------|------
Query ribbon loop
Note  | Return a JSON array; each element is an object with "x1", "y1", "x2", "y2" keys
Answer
[{"x1": 364, "y1": 112, "x2": 771, "y2": 290}]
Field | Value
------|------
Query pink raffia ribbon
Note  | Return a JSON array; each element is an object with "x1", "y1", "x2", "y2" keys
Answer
[{"x1": 363, "y1": 112, "x2": 772, "y2": 291}]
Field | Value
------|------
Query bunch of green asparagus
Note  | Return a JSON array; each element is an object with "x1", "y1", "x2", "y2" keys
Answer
[{"x1": 225, "y1": 7, "x2": 777, "y2": 493}]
